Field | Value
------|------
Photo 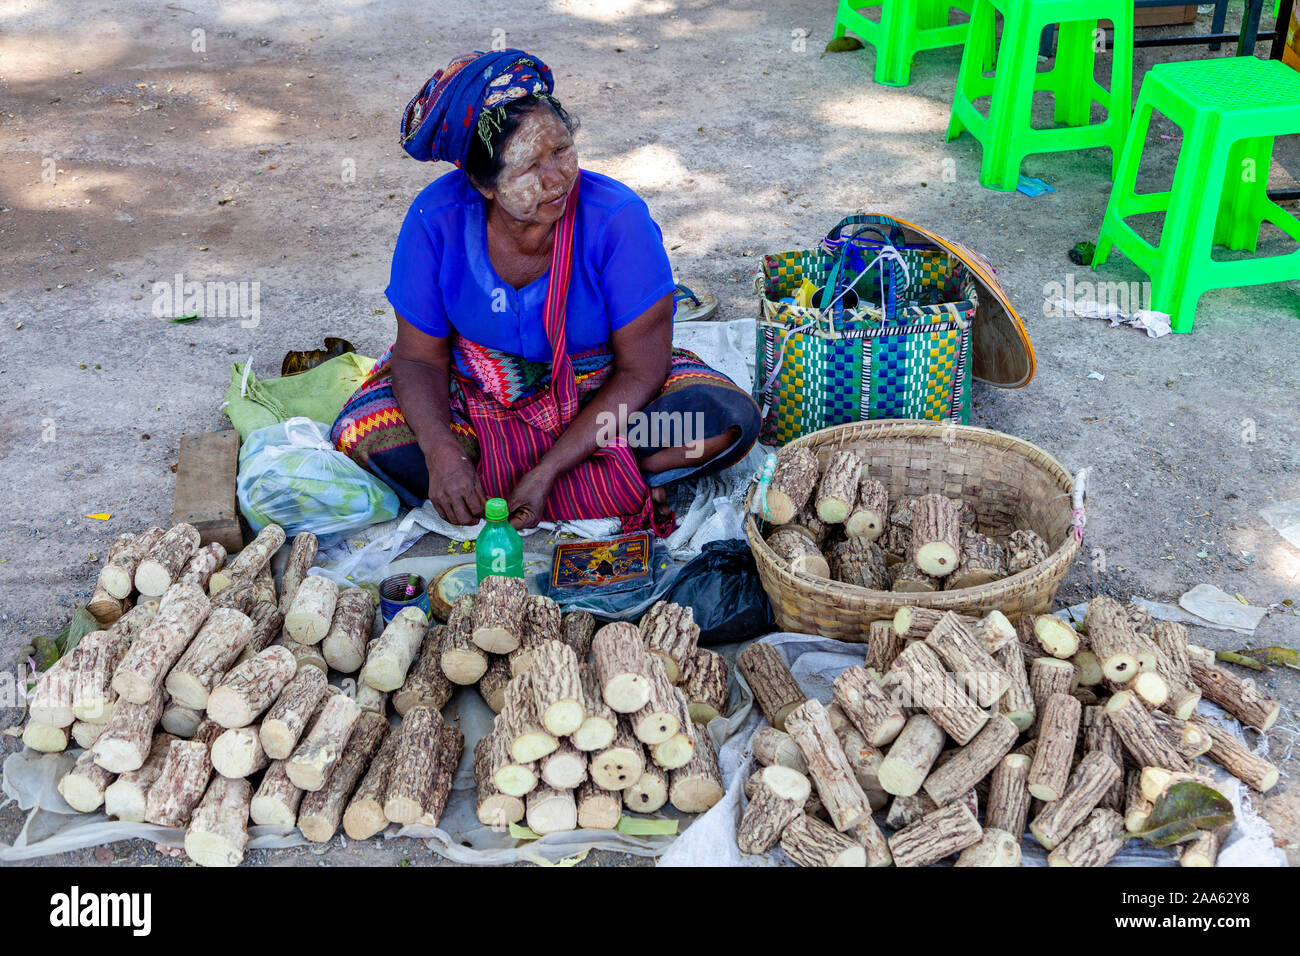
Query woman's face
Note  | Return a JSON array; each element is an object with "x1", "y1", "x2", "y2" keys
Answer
[{"x1": 481, "y1": 106, "x2": 578, "y2": 224}]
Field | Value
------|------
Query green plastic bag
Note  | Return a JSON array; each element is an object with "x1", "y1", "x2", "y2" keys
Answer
[{"x1": 223, "y1": 353, "x2": 376, "y2": 441}]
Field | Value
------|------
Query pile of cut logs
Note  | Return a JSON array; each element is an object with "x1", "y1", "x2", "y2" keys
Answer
[
  {"x1": 734, "y1": 595, "x2": 1281, "y2": 867},
  {"x1": 762, "y1": 447, "x2": 1053, "y2": 591},
  {"x1": 25, "y1": 522, "x2": 735, "y2": 865},
  {"x1": 465, "y1": 586, "x2": 730, "y2": 833}
]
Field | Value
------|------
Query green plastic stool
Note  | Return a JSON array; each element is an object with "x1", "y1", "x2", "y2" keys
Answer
[
  {"x1": 832, "y1": 0, "x2": 983, "y2": 86},
  {"x1": 946, "y1": 0, "x2": 1134, "y2": 191},
  {"x1": 1093, "y1": 57, "x2": 1300, "y2": 333}
]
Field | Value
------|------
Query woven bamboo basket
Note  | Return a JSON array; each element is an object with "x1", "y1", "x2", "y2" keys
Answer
[{"x1": 745, "y1": 421, "x2": 1083, "y2": 641}]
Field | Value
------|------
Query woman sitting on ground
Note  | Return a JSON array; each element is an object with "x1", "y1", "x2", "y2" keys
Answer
[{"x1": 332, "y1": 50, "x2": 760, "y2": 532}]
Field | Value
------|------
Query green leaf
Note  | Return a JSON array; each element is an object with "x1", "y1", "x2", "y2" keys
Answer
[
  {"x1": 615, "y1": 816, "x2": 678, "y2": 836},
  {"x1": 824, "y1": 36, "x2": 864, "y2": 52},
  {"x1": 509, "y1": 823, "x2": 541, "y2": 840},
  {"x1": 170, "y1": 312, "x2": 200, "y2": 323},
  {"x1": 1130, "y1": 781, "x2": 1234, "y2": 847},
  {"x1": 1241, "y1": 646, "x2": 1300, "y2": 671},
  {"x1": 57, "y1": 606, "x2": 100, "y2": 657}
]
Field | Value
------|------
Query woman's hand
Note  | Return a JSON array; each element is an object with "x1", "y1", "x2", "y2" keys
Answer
[
  {"x1": 426, "y1": 448, "x2": 486, "y2": 526},
  {"x1": 507, "y1": 466, "x2": 555, "y2": 530}
]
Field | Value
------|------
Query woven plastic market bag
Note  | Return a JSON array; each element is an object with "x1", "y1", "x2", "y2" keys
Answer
[{"x1": 754, "y1": 214, "x2": 1035, "y2": 445}]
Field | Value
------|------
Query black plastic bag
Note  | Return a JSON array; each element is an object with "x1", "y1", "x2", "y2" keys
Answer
[{"x1": 665, "y1": 539, "x2": 774, "y2": 645}]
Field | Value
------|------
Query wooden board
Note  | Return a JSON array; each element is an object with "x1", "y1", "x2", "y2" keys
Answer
[
  {"x1": 173, "y1": 430, "x2": 243, "y2": 553},
  {"x1": 1134, "y1": 5, "x2": 1197, "y2": 28}
]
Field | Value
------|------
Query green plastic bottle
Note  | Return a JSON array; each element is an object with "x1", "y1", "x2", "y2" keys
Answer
[{"x1": 476, "y1": 497, "x2": 524, "y2": 583}]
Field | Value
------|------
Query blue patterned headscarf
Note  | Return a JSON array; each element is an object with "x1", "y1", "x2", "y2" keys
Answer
[{"x1": 400, "y1": 49, "x2": 555, "y2": 168}]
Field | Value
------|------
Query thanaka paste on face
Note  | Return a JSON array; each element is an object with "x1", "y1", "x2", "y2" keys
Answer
[{"x1": 488, "y1": 107, "x2": 577, "y2": 222}]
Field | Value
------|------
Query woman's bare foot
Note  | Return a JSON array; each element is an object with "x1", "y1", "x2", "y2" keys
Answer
[{"x1": 649, "y1": 485, "x2": 672, "y2": 526}]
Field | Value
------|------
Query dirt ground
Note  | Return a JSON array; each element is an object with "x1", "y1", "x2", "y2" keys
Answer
[{"x1": 2, "y1": 0, "x2": 1298, "y2": 867}]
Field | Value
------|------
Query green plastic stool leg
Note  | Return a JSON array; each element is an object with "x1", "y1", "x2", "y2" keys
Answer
[
  {"x1": 876, "y1": 0, "x2": 918, "y2": 86},
  {"x1": 1053, "y1": 19, "x2": 1097, "y2": 126},
  {"x1": 947, "y1": 0, "x2": 995, "y2": 140},
  {"x1": 980, "y1": 3, "x2": 1037, "y2": 190},
  {"x1": 1103, "y1": 9, "x2": 1134, "y2": 177},
  {"x1": 1215, "y1": 137, "x2": 1272, "y2": 252}
]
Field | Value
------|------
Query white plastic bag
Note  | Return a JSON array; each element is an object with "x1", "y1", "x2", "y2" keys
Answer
[{"x1": 237, "y1": 417, "x2": 399, "y2": 539}]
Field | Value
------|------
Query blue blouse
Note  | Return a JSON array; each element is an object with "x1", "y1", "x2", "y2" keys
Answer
[{"x1": 385, "y1": 168, "x2": 676, "y2": 361}]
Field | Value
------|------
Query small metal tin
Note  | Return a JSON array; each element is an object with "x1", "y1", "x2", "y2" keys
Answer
[{"x1": 378, "y1": 572, "x2": 430, "y2": 625}]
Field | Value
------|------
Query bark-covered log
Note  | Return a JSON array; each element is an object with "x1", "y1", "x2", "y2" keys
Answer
[
  {"x1": 630, "y1": 658, "x2": 681, "y2": 746},
  {"x1": 829, "y1": 537, "x2": 888, "y2": 590},
  {"x1": 1082, "y1": 705, "x2": 1127, "y2": 812},
  {"x1": 592, "y1": 622, "x2": 655, "y2": 714},
  {"x1": 668, "y1": 723, "x2": 724, "y2": 813},
  {"x1": 737, "y1": 641, "x2": 806, "y2": 732},
  {"x1": 22, "y1": 720, "x2": 69, "y2": 752},
  {"x1": 1150, "y1": 621, "x2": 1201, "y2": 719},
  {"x1": 209, "y1": 579, "x2": 260, "y2": 616},
  {"x1": 103, "y1": 733, "x2": 176, "y2": 822},
  {"x1": 907, "y1": 494, "x2": 961, "y2": 578},
  {"x1": 1046, "y1": 808, "x2": 1125, "y2": 867},
  {"x1": 1030, "y1": 751, "x2": 1123, "y2": 850},
  {"x1": 211, "y1": 725, "x2": 269, "y2": 779},
  {"x1": 249, "y1": 761, "x2": 304, "y2": 827},
  {"x1": 780, "y1": 813, "x2": 866, "y2": 867},
  {"x1": 343, "y1": 728, "x2": 404, "y2": 840},
  {"x1": 886, "y1": 787, "x2": 978, "y2": 831},
  {"x1": 576, "y1": 779, "x2": 621, "y2": 830},
  {"x1": 766, "y1": 527, "x2": 830, "y2": 578},
  {"x1": 70, "y1": 627, "x2": 134, "y2": 724},
  {"x1": 282, "y1": 639, "x2": 327, "y2": 675},
  {"x1": 887, "y1": 641, "x2": 989, "y2": 745},
  {"x1": 752, "y1": 726, "x2": 808, "y2": 774},
  {"x1": 71, "y1": 720, "x2": 109, "y2": 748},
  {"x1": 985, "y1": 753, "x2": 1033, "y2": 837},
  {"x1": 924, "y1": 612, "x2": 1010, "y2": 707},
  {"x1": 946, "y1": 530, "x2": 1008, "y2": 591},
  {"x1": 88, "y1": 584, "x2": 126, "y2": 629},
  {"x1": 539, "y1": 738, "x2": 588, "y2": 791},
  {"x1": 382, "y1": 706, "x2": 442, "y2": 825},
  {"x1": 1180, "y1": 830, "x2": 1223, "y2": 868},
  {"x1": 416, "y1": 722, "x2": 464, "y2": 828},
  {"x1": 764, "y1": 446, "x2": 818, "y2": 524},
  {"x1": 954, "y1": 828, "x2": 1022, "y2": 867},
  {"x1": 508, "y1": 594, "x2": 561, "y2": 676},
  {"x1": 92, "y1": 690, "x2": 165, "y2": 772},
  {"x1": 471, "y1": 575, "x2": 527, "y2": 654},
  {"x1": 640, "y1": 601, "x2": 699, "y2": 683},
  {"x1": 736, "y1": 765, "x2": 811, "y2": 854},
  {"x1": 589, "y1": 720, "x2": 644, "y2": 791},
  {"x1": 135, "y1": 523, "x2": 202, "y2": 597},
  {"x1": 865, "y1": 620, "x2": 904, "y2": 674},
  {"x1": 184, "y1": 776, "x2": 252, "y2": 867},
  {"x1": 1190, "y1": 716, "x2": 1280, "y2": 792},
  {"x1": 1138, "y1": 766, "x2": 1216, "y2": 803},
  {"x1": 160, "y1": 700, "x2": 202, "y2": 738},
  {"x1": 1085, "y1": 596, "x2": 1142, "y2": 683},
  {"x1": 207, "y1": 646, "x2": 297, "y2": 728},
  {"x1": 234, "y1": 602, "x2": 284, "y2": 665},
  {"x1": 98, "y1": 528, "x2": 164, "y2": 599},
  {"x1": 111, "y1": 583, "x2": 211, "y2": 705},
  {"x1": 845, "y1": 476, "x2": 889, "y2": 541},
  {"x1": 277, "y1": 532, "x2": 319, "y2": 617},
  {"x1": 573, "y1": 663, "x2": 617, "y2": 752},
  {"x1": 889, "y1": 800, "x2": 983, "y2": 867},
  {"x1": 785, "y1": 698, "x2": 871, "y2": 831},
  {"x1": 832, "y1": 665, "x2": 905, "y2": 746},
  {"x1": 1027, "y1": 693, "x2": 1082, "y2": 801},
  {"x1": 252, "y1": 565, "x2": 277, "y2": 607},
  {"x1": 485, "y1": 723, "x2": 537, "y2": 797},
  {"x1": 1031, "y1": 614, "x2": 1080, "y2": 660},
  {"x1": 359, "y1": 606, "x2": 427, "y2": 692},
  {"x1": 1188, "y1": 658, "x2": 1281, "y2": 732},
  {"x1": 144, "y1": 723, "x2": 221, "y2": 827},
  {"x1": 284, "y1": 574, "x2": 338, "y2": 645},
  {"x1": 395, "y1": 625, "x2": 454, "y2": 716},
  {"x1": 530, "y1": 639, "x2": 584, "y2": 737},
  {"x1": 1006, "y1": 529, "x2": 1049, "y2": 575},
  {"x1": 526, "y1": 785, "x2": 577, "y2": 834},
  {"x1": 994, "y1": 641, "x2": 1034, "y2": 732},
  {"x1": 478, "y1": 655, "x2": 512, "y2": 714},
  {"x1": 502, "y1": 671, "x2": 558, "y2": 763},
  {"x1": 892, "y1": 606, "x2": 972, "y2": 641},
  {"x1": 164, "y1": 607, "x2": 254, "y2": 709},
  {"x1": 826, "y1": 705, "x2": 885, "y2": 805},
  {"x1": 58, "y1": 750, "x2": 116, "y2": 813},
  {"x1": 319, "y1": 588, "x2": 377, "y2": 674},
  {"x1": 624, "y1": 760, "x2": 669, "y2": 814},
  {"x1": 681, "y1": 648, "x2": 728, "y2": 724},
  {"x1": 1071, "y1": 650, "x2": 1103, "y2": 687},
  {"x1": 473, "y1": 734, "x2": 526, "y2": 829},
  {"x1": 1028, "y1": 657, "x2": 1077, "y2": 737},
  {"x1": 1124, "y1": 769, "x2": 1153, "y2": 832},
  {"x1": 443, "y1": 596, "x2": 490, "y2": 685},
  {"x1": 209, "y1": 523, "x2": 286, "y2": 594},
  {"x1": 813, "y1": 450, "x2": 863, "y2": 523},
  {"x1": 286, "y1": 692, "x2": 362, "y2": 792},
  {"x1": 560, "y1": 610, "x2": 597, "y2": 661},
  {"x1": 889, "y1": 561, "x2": 939, "y2": 593},
  {"x1": 925, "y1": 715, "x2": 1019, "y2": 806},
  {"x1": 1105, "y1": 691, "x2": 1190, "y2": 773},
  {"x1": 259, "y1": 667, "x2": 328, "y2": 760},
  {"x1": 648, "y1": 687, "x2": 695, "y2": 769},
  {"x1": 1149, "y1": 710, "x2": 1211, "y2": 760}
]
